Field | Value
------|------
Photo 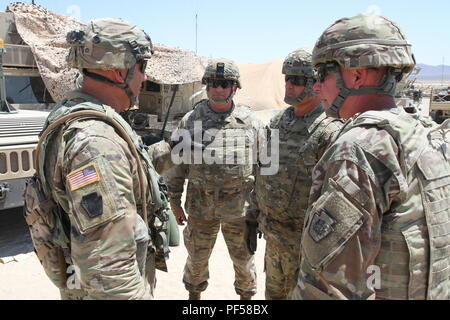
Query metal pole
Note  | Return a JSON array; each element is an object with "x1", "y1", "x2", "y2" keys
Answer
[
  {"x1": 0, "y1": 40, "x2": 10, "y2": 112},
  {"x1": 195, "y1": 14, "x2": 198, "y2": 55}
]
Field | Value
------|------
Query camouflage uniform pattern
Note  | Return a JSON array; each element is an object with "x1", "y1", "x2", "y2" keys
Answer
[
  {"x1": 312, "y1": 14, "x2": 415, "y2": 72},
  {"x1": 293, "y1": 108, "x2": 450, "y2": 300},
  {"x1": 247, "y1": 105, "x2": 343, "y2": 299},
  {"x1": 167, "y1": 100, "x2": 264, "y2": 296},
  {"x1": 42, "y1": 91, "x2": 168, "y2": 300}
]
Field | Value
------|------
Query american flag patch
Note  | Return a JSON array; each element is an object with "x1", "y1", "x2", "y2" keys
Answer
[{"x1": 67, "y1": 164, "x2": 100, "y2": 192}]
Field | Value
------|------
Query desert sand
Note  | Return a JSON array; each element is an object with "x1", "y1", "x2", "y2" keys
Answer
[{"x1": 0, "y1": 206, "x2": 267, "y2": 300}]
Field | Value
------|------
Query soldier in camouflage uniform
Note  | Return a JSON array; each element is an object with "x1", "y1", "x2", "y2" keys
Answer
[
  {"x1": 26, "y1": 18, "x2": 173, "y2": 300},
  {"x1": 293, "y1": 14, "x2": 450, "y2": 300},
  {"x1": 244, "y1": 49, "x2": 343, "y2": 300},
  {"x1": 167, "y1": 59, "x2": 263, "y2": 300}
]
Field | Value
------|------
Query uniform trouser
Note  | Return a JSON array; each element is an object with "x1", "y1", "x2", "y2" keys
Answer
[
  {"x1": 264, "y1": 239, "x2": 300, "y2": 300},
  {"x1": 183, "y1": 216, "x2": 257, "y2": 296}
]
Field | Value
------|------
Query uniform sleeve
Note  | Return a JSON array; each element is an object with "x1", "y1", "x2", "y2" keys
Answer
[
  {"x1": 65, "y1": 136, "x2": 150, "y2": 300},
  {"x1": 164, "y1": 116, "x2": 192, "y2": 208},
  {"x1": 146, "y1": 140, "x2": 174, "y2": 175},
  {"x1": 317, "y1": 120, "x2": 343, "y2": 160},
  {"x1": 165, "y1": 164, "x2": 188, "y2": 208},
  {"x1": 245, "y1": 117, "x2": 268, "y2": 222},
  {"x1": 295, "y1": 158, "x2": 394, "y2": 300}
]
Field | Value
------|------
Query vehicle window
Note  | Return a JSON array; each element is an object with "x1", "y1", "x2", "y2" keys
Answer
[
  {"x1": 145, "y1": 81, "x2": 161, "y2": 93},
  {"x1": 5, "y1": 75, "x2": 54, "y2": 104}
]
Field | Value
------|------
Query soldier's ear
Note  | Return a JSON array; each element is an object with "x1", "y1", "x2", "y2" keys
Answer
[
  {"x1": 114, "y1": 69, "x2": 129, "y2": 83},
  {"x1": 349, "y1": 69, "x2": 369, "y2": 90},
  {"x1": 110, "y1": 69, "x2": 127, "y2": 84}
]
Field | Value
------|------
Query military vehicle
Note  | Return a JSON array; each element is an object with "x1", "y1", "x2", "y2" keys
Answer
[
  {"x1": 429, "y1": 86, "x2": 450, "y2": 124},
  {"x1": 0, "y1": 5, "x2": 207, "y2": 213},
  {"x1": 395, "y1": 67, "x2": 423, "y2": 114},
  {"x1": 0, "y1": 11, "x2": 53, "y2": 211},
  {"x1": 124, "y1": 80, "x2": 206, "y2": 139}
]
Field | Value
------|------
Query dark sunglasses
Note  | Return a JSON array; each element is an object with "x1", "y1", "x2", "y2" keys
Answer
[
  {"x1": 137, "y1": 59, "x2": 148, "y2": 74},
  {"x1": 207, "y1": 80, "x2": 234, "y2": 89},
  {"x1": 285, "y1": 75, "x2": 307, "y2": 86},
  {"x1": 315, "y1": 63, "x2": 336, "y2": 83}
]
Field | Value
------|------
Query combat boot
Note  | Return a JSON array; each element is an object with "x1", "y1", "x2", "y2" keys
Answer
[{"x1": 189, "y1": 292, "x2": 201, "y2": 300}]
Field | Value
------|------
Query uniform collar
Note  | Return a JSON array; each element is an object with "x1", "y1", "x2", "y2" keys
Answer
[
  {"x1": 284, "y1": 103, "x2": 326, "y2": 133},
  {"x1": 203, "y1": 100, "x2": 247, "y2": 124},
  {"x1": 65, "y1": 90, "x2": 106, "y2": 107}
]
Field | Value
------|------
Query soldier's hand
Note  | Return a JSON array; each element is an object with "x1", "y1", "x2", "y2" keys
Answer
[
  {"x1": 245, "y1": 220, "x2": 259, "y2": 255},
  {"x1": 172, "y1": 206, "x2": 188, "y2": 226}
]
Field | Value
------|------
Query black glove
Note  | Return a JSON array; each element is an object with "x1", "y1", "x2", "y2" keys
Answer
[
  {"x1": 245, "y1": 220, "x2": 261, "y2": 255},
  {"x1": 142, "y1": 135, "x2": 163, "y2": 146}
]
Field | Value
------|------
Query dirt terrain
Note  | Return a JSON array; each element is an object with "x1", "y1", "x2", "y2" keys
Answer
[{"x1": 0, "y1": 207, "x2": 267, "y2": 300}]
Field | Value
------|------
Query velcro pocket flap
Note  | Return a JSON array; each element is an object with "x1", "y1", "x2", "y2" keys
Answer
[
  {"x1": 302, "y1": 179, "x2": 365, "y2": 271},
  {"x1": 67, "y1": 156, "x2": 125, "y2": 234}
]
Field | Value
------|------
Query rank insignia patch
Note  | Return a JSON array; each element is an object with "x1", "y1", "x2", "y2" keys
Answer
[
  {"x1": 67, "y1": 164, "x2": 100, "y2": 191},
  {"x1": 309, "y1": 209, "x2": 336, "y2": 243}
]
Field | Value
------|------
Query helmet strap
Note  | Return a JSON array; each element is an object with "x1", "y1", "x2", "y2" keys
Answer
[
  {"x1": 284, "y1": 77, "x2": 317, "y2": 105},
  {"x1": 83, "y1": 66, "x2": 138, "y2": 108},
  {"x1": 328, "y1": 67, "x2": 402, "y2": 118},
  {"x1": 208, "y1": 83, "x2": 236, "y2": 104},
  {"x1": 123, "y1": 66, "x2": 139, "y2": 108}
]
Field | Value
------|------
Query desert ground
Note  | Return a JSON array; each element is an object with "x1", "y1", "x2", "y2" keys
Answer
[{"x1": 0, "y1": 207, "x2": 267, "y2": 300}]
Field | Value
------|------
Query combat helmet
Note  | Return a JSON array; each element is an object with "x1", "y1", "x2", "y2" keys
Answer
[
  {"x1": 202, "y1": 59, "x2": 241, "y2": 88},
  {"x1": 312, "y1": 14, "x2": 416, "y2": 118},
  {"x1": 66, "y1": 18, "x2": 154, "y2": 107},
  {"x1": 282, "y1": 48, "x2": 317, "y2": 105},
  {"x1": 202, "y1": 59, "x2": 241, "y2": 104}
]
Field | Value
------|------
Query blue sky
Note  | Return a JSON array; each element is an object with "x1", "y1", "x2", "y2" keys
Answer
[{"x1": 2, "y1": 0, "x2": 449, "y2": 65}]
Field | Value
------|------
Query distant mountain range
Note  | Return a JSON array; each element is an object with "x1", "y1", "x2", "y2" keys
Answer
[{"x1": 413, "y1": 63, "x2": 450, "y2": 81}]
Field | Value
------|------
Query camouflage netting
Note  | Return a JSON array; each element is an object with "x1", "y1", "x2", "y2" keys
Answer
[
  {"x1": 7, "y1": 2, "x2": 83, "y2": 102},
  {"x1": 148, "y1": 45, "x2": 208, "y2": 85},
  {"x1": 6, "y1": 2, "x2": 207, "y2": 102}
]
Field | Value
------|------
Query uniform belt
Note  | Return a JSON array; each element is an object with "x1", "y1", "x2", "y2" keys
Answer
[{"x1": 202, "y1": 186, "x2": 245, "y2": 195}]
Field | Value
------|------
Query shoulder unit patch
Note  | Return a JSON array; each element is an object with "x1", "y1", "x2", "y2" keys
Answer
[{"x1": 309, "y1": 209, "x2": 336, "y2": 243}]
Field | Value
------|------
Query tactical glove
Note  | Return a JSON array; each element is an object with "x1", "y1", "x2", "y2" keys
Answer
[{"x1": 245, "y1": 220, "x2": 261, "y2": 255}]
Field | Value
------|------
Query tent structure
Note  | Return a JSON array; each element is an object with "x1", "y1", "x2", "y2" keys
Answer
[{"x1": 235, "y1": 59, "x2": 287, "y2": 111}]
